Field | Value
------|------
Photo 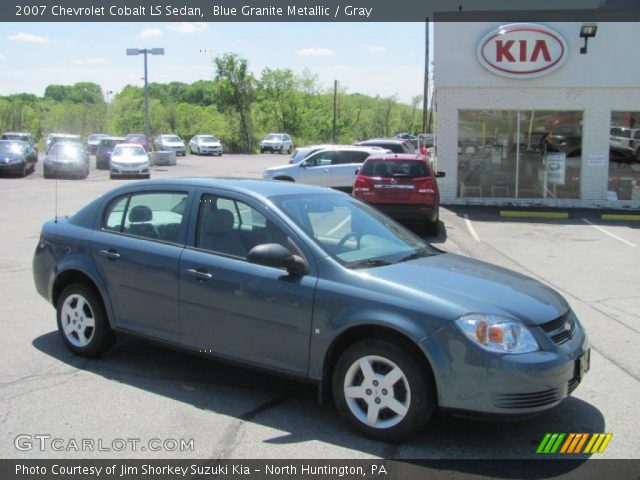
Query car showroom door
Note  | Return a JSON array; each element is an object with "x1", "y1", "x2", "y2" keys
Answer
[
  {"x1": 179, "y1": 190, "x2": 317, "y2": 376},
  {"x1": 92, "y1": 189, "x2": 192, "y2": 344}
]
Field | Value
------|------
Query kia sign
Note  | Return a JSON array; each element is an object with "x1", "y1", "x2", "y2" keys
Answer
[{"x1": 477, "y1": 23, "x2": 568, "y2": 79}]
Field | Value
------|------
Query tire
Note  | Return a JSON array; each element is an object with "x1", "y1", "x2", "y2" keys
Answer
[
  {"x1": 21, "y1": 162, "x2": 28, "y2": 177},
  {"x1": 109, "y1": 173, "x2": 115, "y2": 180},
  {"x1": 332, "y1": 339, "x2": 435, "y2": 442},
  {"x1": 260, "y1": 149, "x2": 264, "y2": 154},
  {"x1": 287, "y1": 146, "x2": 292, "y2": 154},
  {"x1": 193, "y1": 147, "x2": 199, "y2": 155},
  {"x1": 56, "y1": 283, "x2": 115, "y2": 357},
  {"x1": 425, "y1": 210, "x2": 440, "y2": 236},
  {"x1": 43, "y1": 168, "x2": 52, "y2": 179}
]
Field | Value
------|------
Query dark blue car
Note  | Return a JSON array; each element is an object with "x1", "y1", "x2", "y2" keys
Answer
[{"x1": 32, "y1": 178, "x2": 589, "y2": 441}]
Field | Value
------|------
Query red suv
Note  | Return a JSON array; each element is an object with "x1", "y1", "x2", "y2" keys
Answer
[{"x1": 353, "y1": 154, "x2": 445, "y2": 234}]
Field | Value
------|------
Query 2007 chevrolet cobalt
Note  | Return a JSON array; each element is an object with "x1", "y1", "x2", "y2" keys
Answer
[{"x1": 33, "y1": 179, "x2": 589, "y2": 441}]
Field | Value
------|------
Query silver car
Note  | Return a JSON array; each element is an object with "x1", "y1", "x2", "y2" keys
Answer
[
  {"x1": 153, "y1": 134, "x2": 186, "y2": 156},
  {"x1": 110, "y1": 143, "x2": 150, "y2": 179},
  {"x1": 189, "y1": 135, "x2": 223, "y2": 156}
]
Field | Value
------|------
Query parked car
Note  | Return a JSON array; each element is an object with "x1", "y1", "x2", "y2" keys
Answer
[
  {"x1": 33, "y1": 178, "x2": 590, "y2": 442},
  {"x1": 418, "y1": 133, "x2": 436, "y2": 148},
  {"x1": 263, "y1": 146, "x2": 388, "y2": 192},
  {"x1": 355, "y1": 138, "x2": 415, "y2": 154},
  {"x1": 124, "y1": 133, "x2": 150, "y2": 152},
  {"x1": 154, "y1": 134, "x2": 186, "y2": 156},
  {"x1": 96, "y1": 137, "x2": 126, "y2": 170},
  {"x1": 259, "y1": 133, "x2": 293, "y2": 154},
  {"x1": 43, "y1": 142, "x2": 90, "y2": 179},
  {"x1": 0, "y1": 139, "x2": 37, "y2": 177},
  {"x1": 189, "y1": 135, "x2": 223, "y2": 156},
  {"x1": 1, "y1": 131, "x2": 38, "y2": 155},
  {"x1": 1, "y1": 135, "x2": 38, "y2": 166},
  {"x1": 46, "y1": 134, "x2": 81, "y2": 153},
  {"x1": 610, "y1": 126, "x2": 640, "y2": 160},
  {"x1": 85, "y1": 134, "x2": 109, "y2": 155},
  {"x1": 109, "y1": 143, "x2": 150, "y2": 179},
  {"x1": 395, "y1": 133, "x2": 419, "y2": 149},
  {"x1": 287, "y1": 144, "x2": 336, "y2": 164},
  {"x1": 353, "y1": 154, "x2": 445, "y2": 235}
]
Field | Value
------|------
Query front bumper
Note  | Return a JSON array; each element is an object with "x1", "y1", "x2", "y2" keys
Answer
[
  {"x1": 198, "y1": 145, "x2": 223, "y2": 154},
  {"x1": 420, "y1": 313, "x2": 590, "y2": 415},
  {"x1": 44, "y1": 161, "x2": 85, "y2": 176},
  {"x1": 260, "y1": 144, "x2": 283, "y2": 152},
  {"x1": 110, "y1": 162, "x2": 150, "y2": 177},
  {"x1": 0, "y1": 161, "x2": 25, "y2": 174}
]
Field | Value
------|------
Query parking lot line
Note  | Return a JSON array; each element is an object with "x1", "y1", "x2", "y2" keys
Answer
[
  {"x1": 582, "y1": 218, "x2": 638, "y2": 248},
  {"x1": 463, "y1": 214, "x2": 481, "y2": 242}
]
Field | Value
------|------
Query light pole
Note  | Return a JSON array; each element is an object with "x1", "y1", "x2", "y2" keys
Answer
[{"x1": 126, "y1": 48, "x2": 164, "y2": 148}]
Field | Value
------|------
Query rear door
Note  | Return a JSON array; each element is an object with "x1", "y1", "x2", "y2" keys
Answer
[
  {"x1": 92, "y1": 188, "x2": 193, "y2": 343},
  {"x1": 330, "y1": 150, "x2": 370, "y2": 190}
]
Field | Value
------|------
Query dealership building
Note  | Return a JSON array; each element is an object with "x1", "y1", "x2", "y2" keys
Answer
[{"x1": 434, "y1": 22, "x2": 640, "y2": 207}]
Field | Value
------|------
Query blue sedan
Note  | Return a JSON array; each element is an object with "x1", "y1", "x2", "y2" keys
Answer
[{"x1": 32, "y1": 178, "x2": 589, "y2": 441}]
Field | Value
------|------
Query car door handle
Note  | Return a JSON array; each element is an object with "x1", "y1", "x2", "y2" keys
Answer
[
  {"x1": 98, "y1": 249, "x2": 120, "y2": 260},
  {"x1": 186, "y1": 268, "x2": 213, "y2": 280}
]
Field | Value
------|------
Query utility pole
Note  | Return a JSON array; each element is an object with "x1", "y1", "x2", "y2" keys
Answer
[
  {"x1": 422, "y1": 18, "x2": 430, "y2": 134},
  {"x1": 333, "y1": 79, "x2": 338, "y2": 143}
]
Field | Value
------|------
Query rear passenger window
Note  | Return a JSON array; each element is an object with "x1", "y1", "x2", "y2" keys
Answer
[
  {"x1": 338, "y1": 151, "x2": 368, "y2": 164},
  {"x1": 103, "y1": 192, "x2": 188, "y2": 243}
]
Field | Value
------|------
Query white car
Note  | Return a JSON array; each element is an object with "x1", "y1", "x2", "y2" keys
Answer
[
  {"x1": 610, "y1": 126, "x2": 640, "y2": 160},
  {"x1": 110, "y1": 143, "x2": 151, "y2": 179},
  {"x1": 263, "y1": 146, "x2": 388, "y2": 192},
  {"x1": 259, "y1": 133, "x2": 293, "y2": 154},
  {"x1": 189, "y1": 135, "x2": 223, "y2": 156},
  {"x1": 153, "y1": 134, "x2": 186, "y2": 156}
]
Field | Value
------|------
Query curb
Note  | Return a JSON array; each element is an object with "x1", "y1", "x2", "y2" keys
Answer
[
  {"x1": 601, "y1": 214, "x2": 640, "y2": 221},
  {"x1": 500, "y1": 211, "x2": 569, "y2": 219}
]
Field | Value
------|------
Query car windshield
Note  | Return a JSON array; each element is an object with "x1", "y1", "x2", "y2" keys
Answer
[
  {"x1": 271, "y1": 193, "x2": 438, "y2": 267},
  {"x1": 360, "y1": 160, "x2": 430, "y2": 178},
  {"x1": 0, "y1": 142, "x2": 23, "y2": 153},
  {"x1": 1, "y1": 134, "x2": 28, "y2": 141},
  {"x1": 164, "y1": 135, "x2": 181, "y2": 142},
  {"x1": 291, "y1": 148, "x2": 312, "y2": 162},
  {"x1": 126, "y1": 135, "x2": 146, "y2": 142},
  {"x1": 198, "y1": 136, "x2": 218, "y2": 142},
  {"x1": 114, "y1": 146, "x2": 145, "y2": 156},
  {"x1": 51, "y1": 143, "x2": 83, "y2": 157},
  {"x1": 266, "y1": 134, "x2": 283, "y2": 141},
  {"x1": 611, "y1": 128, "x2": 631, "y2": 138}
]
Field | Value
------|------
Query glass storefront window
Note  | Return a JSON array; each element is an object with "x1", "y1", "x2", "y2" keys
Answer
[
  {"x1": 608, "y1": 112, "x2": 640, "y2": 201},
  {"x1": 458, "y1": 110, "x2": 582, "y2": 199}
]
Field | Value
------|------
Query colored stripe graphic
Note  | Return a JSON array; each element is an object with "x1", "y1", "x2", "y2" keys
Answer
[{"x1": 538, "y1": 433, "x2": 613, "y2": 454}]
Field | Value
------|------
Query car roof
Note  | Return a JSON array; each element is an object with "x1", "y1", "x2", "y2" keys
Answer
[
  {"x1": 107, "y1": 177, "x2": 342, "y2": 199},
  {"x1": 364, "y1": 153, "x2": 426, "y2": 162},
  {"x1": 101, "y1": 136, "x2": 126, "y2": 141},
  {"x1": 312, "y1": 145, "x2": 388, "y2": 153},
  {"x1": 114, "y1": 143, "x2": 147, "y2": 149},
  {"x1": 2, "y1": 131, "x2": 31, "y2": 136},
  {"x1": 49, "y1": 133, "x2": 80, "y2": 138},
  {"x1": 358, "y1": 138, "x2": 409, "y2": 144}
]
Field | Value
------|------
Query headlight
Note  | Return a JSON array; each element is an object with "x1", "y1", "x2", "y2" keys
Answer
[{"x1": 455, "y1": 314, "x2": 539, "y2": 354}]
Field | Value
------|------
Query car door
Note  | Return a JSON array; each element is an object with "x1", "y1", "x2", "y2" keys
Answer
[
  {"x1": 298, "y1": 150, "x2": 335, "y2": 186},
  {"x1": 330, "y1": 150, "x2": 370, "y2": 190},
  {"x1": 92, "y1": 188, "x2": 193, "y2": 343},
  {"x1": 178, "y1": 189, "x2": 317, "y2": 375}
]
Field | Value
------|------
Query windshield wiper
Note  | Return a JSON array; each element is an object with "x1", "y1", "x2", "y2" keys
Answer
[
  {"x1": 398, "y1": 248, "x2": 434, "y2": 263},
  {"x1": 346, "y1": 258, "x2": 392, "y2": 269}
]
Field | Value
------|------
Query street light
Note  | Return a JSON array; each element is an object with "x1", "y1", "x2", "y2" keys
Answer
[
  {"x1": 126, "y1": 48, "x2": 164, "y2": 148},
  {"x1": 579, "y1": 24, "x2": 597, "y2": 54}
]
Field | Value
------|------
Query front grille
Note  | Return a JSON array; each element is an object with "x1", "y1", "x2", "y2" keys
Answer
[
  {"x1": 540, "y1": 311, "x2": 576, "y2": 345},
  {"x1": 492, "y1": 388, "x2": 562, "y2": 409}
]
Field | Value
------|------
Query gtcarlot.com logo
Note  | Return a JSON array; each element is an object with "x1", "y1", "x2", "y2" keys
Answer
[
  {"x1": 536, "y1": 433, "x2": 613, "y2": 454},
  {"x1": 14, "y1": 434, "x2": 194, "y2": 453}
]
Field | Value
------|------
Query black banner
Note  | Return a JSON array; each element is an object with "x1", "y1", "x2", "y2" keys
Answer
[
  {"x1": 2, "y1": 0, "x2": 640, "y2": 22},
  {"x1": 2, "y1": 459, "x2": 640, "y2": 480}
]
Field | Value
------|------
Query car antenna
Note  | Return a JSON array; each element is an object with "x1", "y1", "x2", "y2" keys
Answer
[{"x1": 54, "y1": 177, "x2": 58, "y2": 223}]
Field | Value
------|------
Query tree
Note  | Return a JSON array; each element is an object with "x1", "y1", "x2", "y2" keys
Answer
[{"x1": 214, "y1": 53, "x2": 256, "y2": 152}]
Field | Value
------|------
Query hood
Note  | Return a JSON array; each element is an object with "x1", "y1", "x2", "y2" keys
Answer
[
  {"x1": 199, "y1": 140, "x2": 221, "y2": 146},
  {"x1": 262, "y1": 139, "x2": 282, "y2": 144},
  {"x1": 264, "y1": 164, "x2": 294, "y2": 174},
  {"x1": 112, "y1": 154, "x2": 148, "y2": 164},
  {"x1": 360, "y1": 253, "x2": 568, "y2": 326}
]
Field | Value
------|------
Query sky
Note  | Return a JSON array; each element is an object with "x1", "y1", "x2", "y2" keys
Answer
[{"x1": 0, "y1": 22, "x2": 429, "y2": 104}]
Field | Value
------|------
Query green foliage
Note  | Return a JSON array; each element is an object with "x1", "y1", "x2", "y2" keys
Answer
[{"x1": 0, "y1": 53, "x2": 424, "y2": 152}]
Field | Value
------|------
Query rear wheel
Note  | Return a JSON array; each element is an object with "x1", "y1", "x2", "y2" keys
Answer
[
  {"x1": 332, "y1": 339, "x2": 435, "y2": 442},
  {"x1": 56, "y1": 284, "x2": 115, "y2": 357}
]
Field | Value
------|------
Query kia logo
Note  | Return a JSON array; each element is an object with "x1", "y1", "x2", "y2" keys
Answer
[{"x1": 477, "y1": 23, "x2": 568, "y2": 79}]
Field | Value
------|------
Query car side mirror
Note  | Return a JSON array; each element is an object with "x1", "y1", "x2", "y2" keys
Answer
[
  {"x1": 436, "y1": 171, "x2": 446, "y2": 178},
  {"x1": 247, "y1": 243, "x2": 308, "y2": 276},
  {"x1": 355, "y1": 169, "x2": 359, "y2": 174}
]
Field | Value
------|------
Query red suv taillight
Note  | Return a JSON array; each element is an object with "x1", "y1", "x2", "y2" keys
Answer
[
  {"x1": 353, "y1": 177, "x2": 373, "y2": 196},
  {"x1": 417, "y1": 178, "x2": 437, "y2": 198}
]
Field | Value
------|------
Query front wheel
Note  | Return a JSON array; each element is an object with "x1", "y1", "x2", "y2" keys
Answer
[
  {"x1": 332, "y1": 339, "x2": 435, "y2": 442},
  {"x1": 56, "y1": 284, "x2": 115, "y2": 357}
]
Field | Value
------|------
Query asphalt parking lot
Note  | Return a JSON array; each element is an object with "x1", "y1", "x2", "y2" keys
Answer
[{"x1": 1, "y1": 153, "x2": 639, "y2": 460}]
